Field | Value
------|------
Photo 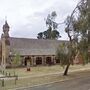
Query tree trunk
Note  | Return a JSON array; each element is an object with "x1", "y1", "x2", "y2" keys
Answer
[{"x1": 63, "y1": 63, "x2": 70, "y2": 76}]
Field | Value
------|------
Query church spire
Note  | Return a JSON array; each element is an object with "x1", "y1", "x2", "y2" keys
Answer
[
  {"x1": 3, "y1": 20, "x2": 10, "y2": 33},
  {"x1": 2, "y1": 20, "x2": 10, "y2": 38}
]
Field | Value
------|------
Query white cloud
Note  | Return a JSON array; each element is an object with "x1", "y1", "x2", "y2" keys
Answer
[{"x1": 0, "y1": 0, "x2": 80, "y2": 40}]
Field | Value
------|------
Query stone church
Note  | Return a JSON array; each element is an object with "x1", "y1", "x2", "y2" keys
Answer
[{"x1": 0, "y1": 21, "x2": 68, "y2": 68}]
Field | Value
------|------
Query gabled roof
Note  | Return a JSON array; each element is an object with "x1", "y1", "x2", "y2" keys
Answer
[{"x1": 10, "y1": 37, "x2": 68, "y2": 56}]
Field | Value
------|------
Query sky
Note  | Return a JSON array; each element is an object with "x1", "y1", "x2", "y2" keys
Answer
[{"x1": 0, "y1": 0, "x2": 79, "y2": 40}]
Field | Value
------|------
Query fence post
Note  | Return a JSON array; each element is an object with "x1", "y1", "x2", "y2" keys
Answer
[
  {"x1": 9, "y1": 73, "x2": 10, "y2": 76},
  {"x1": 2, "y1": 71, "x2": 4, "y2": 75},
  {"x1": 15, "y1": 75, "x2": 18, "y2": 85},
  {"x1": 2, "y1": 79, "x2": 4, "y2": 87},
  {"x1": 15, "y1": 77, "x2": 16, "y2": 85},
  {"x1": 6, "y1": 72, "x2": 7, "y2": 76}
]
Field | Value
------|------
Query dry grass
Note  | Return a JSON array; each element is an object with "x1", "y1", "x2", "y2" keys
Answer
[
  {"x1": 0, "y1": 64, "x2": 90, "y2": 90},
  {"x1": 0, "y1": 73, "x2": 68, "y2": 90},
  {"x1": 2, "y1": 65, "x2": 63, "y2": 77},
  {"x1": 3, "y1": 64, "x2": 90, "y2": 77}
]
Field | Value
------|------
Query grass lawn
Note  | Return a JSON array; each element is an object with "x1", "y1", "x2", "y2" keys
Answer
[
  {"x1": 0, "y1": 64, "x2": 90, "y2": 90},
  {"x1": 3, "y1": 64, "x2": 90, "y2": 77},
  {"x1": 4, "y1": 65, "x2": 63, "y2": 77}
]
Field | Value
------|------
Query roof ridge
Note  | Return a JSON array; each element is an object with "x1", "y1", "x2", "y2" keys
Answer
[{"x1": 10, "y1": 37, "x2": 68, "y2": 42}]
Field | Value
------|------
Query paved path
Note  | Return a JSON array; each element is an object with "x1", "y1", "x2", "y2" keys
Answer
[{"x1": 16, "y1": 74, "x2": 90, "y2": 90}]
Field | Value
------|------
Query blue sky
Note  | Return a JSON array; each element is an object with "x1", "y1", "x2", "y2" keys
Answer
[{"x1": 0, "y1": 0, "x2": 79, "y2": 40}]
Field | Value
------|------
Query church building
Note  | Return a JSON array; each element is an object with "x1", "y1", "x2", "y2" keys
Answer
[{"x1": 0, "y1": 21, "x2": 68, "y2": 68}]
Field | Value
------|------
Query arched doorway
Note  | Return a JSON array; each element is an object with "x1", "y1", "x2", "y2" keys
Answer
[
  {"x1": 36, "y1": 57, "x2": 42, "y2": 65},
  {"x1": 46, "y1": 57, "x2": 52, "y2": 65},
  {"x1": 24, "y1": 56, "x2": 31, "y2": 66}
]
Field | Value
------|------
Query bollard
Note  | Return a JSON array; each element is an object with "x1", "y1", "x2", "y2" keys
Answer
[
  {"x1": 15, "y1": 77, "x2": 17, "y2": 85},
  {"x1": 15, "y1": 75, "x2": 18, "y2": 85},
  {"x1": 6, "y1": 72, "x2": 7, "y2": 76},
  {"x1": 7, "y1": 72, "x2": 8, "y2": 76},
  {"x1": 2, "y1": 79, "x2": 4, "y2": 87},
  {"x1": 14, "y1": 71, "x2": 15, "y2": 76},
  {"x1": 9, "y1": 73, "x2": 10, "y2": 76},
  {"x1": 15, "y1": 78, "x2": 16, "y2": 85},
  {"x1": 16, "y1": 75, "x2": 18, "y2": 80},
  {"x1": 2, "y1": 71, "x2": 4, "y2": 75}
]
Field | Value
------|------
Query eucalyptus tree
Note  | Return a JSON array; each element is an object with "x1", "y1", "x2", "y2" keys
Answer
[
  {"x1": 63, "y1": 0, "x2": 89, "y2": 75},
  {"x1": 57, "y1": 0, "x2": 89, "y2": 76},
  {"x1": 73, "y1": 0, "x2": 89, "y2": 64},
  {"x1": 37, "y1": 11, "x2": 60, "y2": 39}
]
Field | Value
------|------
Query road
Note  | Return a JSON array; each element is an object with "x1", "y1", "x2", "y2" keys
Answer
[{"x1": 17, "y1": 75, "x2": 90, "y2": 90}]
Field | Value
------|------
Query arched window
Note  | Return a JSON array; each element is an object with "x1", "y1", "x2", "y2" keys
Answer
[
  {"x1": 36, "y1": 57, "x2": 42, "y2": 65},
  {"x1": 46, "y1": 57, "x2": 52, "y2": 65}
]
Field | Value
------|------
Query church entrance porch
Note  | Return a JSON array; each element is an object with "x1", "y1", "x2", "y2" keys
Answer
[{"x1": 24, "y1": 56, "x2": 31, "y2": 66}]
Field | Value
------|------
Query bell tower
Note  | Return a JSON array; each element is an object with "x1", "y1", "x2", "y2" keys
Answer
[
  {"x1": 3, "y1": 21, "x2": 9, "y2": 37},
  {"x1": 1, "y1": 20, "x2": 10, "y2": 68}
]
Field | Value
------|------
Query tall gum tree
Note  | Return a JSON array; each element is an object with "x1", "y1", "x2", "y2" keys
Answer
[
  {"x1": 37, "y1": 11, "x2": 60, "y2": 39},
  {"x1": 57, "y1": 0, "x2": 89, "y2": 76}
]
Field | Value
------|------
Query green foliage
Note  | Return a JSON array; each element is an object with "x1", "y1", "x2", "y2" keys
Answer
[
  {"x1": 43, "y1": 27, "x2": 52, "y2": 39},
  {"x1": 51, "y1": 30, "x2": 60, "y2": 39},
  {"x1": 74, "y1": 0, "x2": 89, "y2": 64},
  {"x1": 64, "y1": 0, "x2": 89, "y2": 65},
  {"x1": 56, "y1": 0, "x2": 90, "y2": 75},
  {"x1": 77, "y1": 39, "x2": 89, "y2": 64},
  {"x1": 46, "y1": 11, "x2": 57, "y2": 29},
  {"x1": 12, "y1": 53, "x2": 21, "y2": 67},
  {"x1": 73, "y1": 2, "x2": 88, "y2": 35},
  {"x1": 37, "y1": 32, "x2": 43, "y2": 39},
  {"x1": 56, "y1": 43, "x2": 70, "y2": 66},
  {"x1": 56, "y1": 41, "x2": 77, "y2": 67},
  {"x1": 37, "y1": 11, "x2": 60, "y2": 39}
]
